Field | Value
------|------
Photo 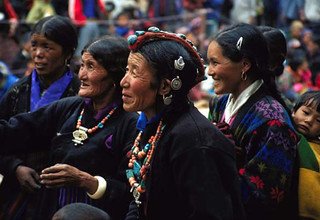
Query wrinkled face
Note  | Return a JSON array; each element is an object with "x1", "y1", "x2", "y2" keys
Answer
[
  {"x1": 30, "y1": 34, "x2": 67, "y2": 76},
  {"x1": 207, "y1": 41, "x2": 244, "y2": 98},
  {"x1": 120, "y1": 52, "x2": 158, "y2": 119},
  {"x1": 292, "y1": 104, "x2": 320, "y2": 139},
  {"x1": 78, "y1": 52, "x2": 114, "y2": 99}
]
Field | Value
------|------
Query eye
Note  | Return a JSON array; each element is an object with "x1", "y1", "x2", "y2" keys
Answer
[{"x1": 302, "y1": 110, "x2": 309, "y2": 115}]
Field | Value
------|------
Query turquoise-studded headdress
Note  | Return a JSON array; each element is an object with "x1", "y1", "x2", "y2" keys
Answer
[{"x1": 127, "y1": 26, "x2": 206, "y2": 85}]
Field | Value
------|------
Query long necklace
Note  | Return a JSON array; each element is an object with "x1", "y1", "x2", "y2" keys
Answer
[
  {"x1": 72, "y1": 106, "x2": 117, "y2": 146},
  {"x1": 126, "y1": 119, "x2": 165, "y2": 206}
]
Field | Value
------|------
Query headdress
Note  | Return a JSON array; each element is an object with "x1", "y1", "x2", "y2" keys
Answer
[{"x1": 127, "y1": 26, "x2": 206, "y2": 84}]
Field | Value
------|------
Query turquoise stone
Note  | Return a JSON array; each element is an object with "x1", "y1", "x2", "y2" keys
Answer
[
  {"x1": 133, "y1": 161, "x2": 141, "y2": 177},
  {"x1": 127, "y1": 35, "x2": 138, "y2": 45},
  {"x1": 148, "y1": 26, "x2": 160, "y2": 32}
]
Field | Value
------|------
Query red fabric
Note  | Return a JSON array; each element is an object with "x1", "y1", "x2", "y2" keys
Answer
[
  {"x1": 3, "y1": 0, "x2": 18, "y2": 19},
  {"x1": 68, "y1": 0, "x2": 106, "y2": 26}
]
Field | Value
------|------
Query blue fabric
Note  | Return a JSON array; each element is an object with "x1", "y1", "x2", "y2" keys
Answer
[
  {"x1": 83, "y1": 0, "x2": 96, "y2": 18},
  {"x1": 30, "y1": 69, "x2": 73, "y2": 112},
  {"x1": 136, "y1": 112, "x2": 162, "y2": 131},
  {"x1": 0, "y1": 74, "x2": 18, "y2": 99}
]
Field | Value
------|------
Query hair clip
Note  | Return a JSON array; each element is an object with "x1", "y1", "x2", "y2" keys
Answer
[
  {"x1": 174, "y1": 56, "x2": 185, "y2": 70},
  {"x1": 236, "y1": 37, "x2": 243, "y2": 51}
]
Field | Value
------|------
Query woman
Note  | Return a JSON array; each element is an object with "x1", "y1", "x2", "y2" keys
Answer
[
  {"x1": 0, "y1": 15, "x2": 80, "y2": 219},
  {"x1": 207, "y1": 23, "x2": 298, "y2": 219},
  {"x1": 121, "y1": 27, "x2": 245, "y2": 220},
  {"x1": 0, "y1": 36, "x2": 138, "y2": 220}
]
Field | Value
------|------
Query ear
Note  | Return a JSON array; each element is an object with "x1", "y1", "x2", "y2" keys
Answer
[
  {"x1": 242, "y1": 58, "x2": 251, "y2": 73},
  {"x1": 158, "y1": 79, "x2": 172, "y2": 96}
]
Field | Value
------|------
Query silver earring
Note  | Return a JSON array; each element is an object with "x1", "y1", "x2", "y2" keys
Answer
[
  {"x1": 241, "y1": 71, "x2": 247, "y2": 81},
  {"x1": 163, "y1": 94, "x2": 172, "y2": 105},
  {"x1": 171, "y1": 76, "x2": 182, "y2": 90}
]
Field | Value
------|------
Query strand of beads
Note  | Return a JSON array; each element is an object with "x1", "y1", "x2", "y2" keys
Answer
[
  {"x1": 127, "y1": 120, "x2": 165, "y2": 194},
  {"x1": 76, "y1": 106, "x2": 117, "y2": 134}
]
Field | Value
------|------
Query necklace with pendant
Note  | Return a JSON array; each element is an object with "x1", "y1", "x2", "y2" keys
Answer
[
  {"x1": 72, "y1": 106, "x2": 117, "y2": 146},
  {"x1": 126, "y1": 119, "x2": 165, "y2": 206}
]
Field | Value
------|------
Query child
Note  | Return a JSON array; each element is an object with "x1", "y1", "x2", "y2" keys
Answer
[{"x1": 292, "y1": 90, "x2": 320, "y2": 220}]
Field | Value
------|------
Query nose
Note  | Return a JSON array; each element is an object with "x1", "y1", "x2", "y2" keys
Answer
[
  {"x1": 34, "y1": 47, "x2": 45, "y2": 58},
  {"x1": 206, "y1": 65, "x2": 214, "y2": 77},
  {"x1": 304, "y1": 116, "x2": 313, "y2": 124},
  {"x1": 120, "y1": 74, "x2": 129, "y2": 88}
]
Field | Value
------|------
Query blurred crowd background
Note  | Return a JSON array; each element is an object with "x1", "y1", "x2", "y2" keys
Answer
[{"x1": 0, "y1": 0, "x2": 319, "y2": 114}]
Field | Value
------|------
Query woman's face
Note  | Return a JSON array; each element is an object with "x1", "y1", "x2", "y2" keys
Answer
[
  {"x1": 30, "y1": 34, "x2": 67, "y2": 76},
  {"x1": 78, "y1": 52, "x2": 114, "y2": 99},
  {"x1": 207, "y1": 41, "x2": 245, "y2": 98},
  {"x1": 292, "y1": 104, "x2": 320, "y2": 139},
  {"x1": 120, "y1": 52, "x2": 158, "y2": 119}
]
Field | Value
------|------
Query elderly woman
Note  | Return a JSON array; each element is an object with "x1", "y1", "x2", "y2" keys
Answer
[
  {"x1": 121, "y1": 27, "x2": 245, "y2": 220},
  {"x1": 207, "y1": 23, "x2": 298, "y2": 219},
  {"x1": 0, "y1": 36, "x2": 138, "y2": 220}
]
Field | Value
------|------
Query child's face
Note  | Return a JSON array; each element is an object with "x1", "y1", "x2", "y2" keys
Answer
[{"x1": 292, "y1": 105, "x2": 320, "y2": 139}]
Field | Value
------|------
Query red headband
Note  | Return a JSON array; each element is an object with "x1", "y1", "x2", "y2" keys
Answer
[{"x1": 127, "y1": 27, "x2": 206, "y2": 84}]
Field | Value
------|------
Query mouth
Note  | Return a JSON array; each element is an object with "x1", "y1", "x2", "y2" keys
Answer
[
  {"x1": 35, "y1": 63, "x2": 46, "y2": 69},
  {"x1": 122, "y1": 93, "x2": 131, "y2": 102},
  {"x1": 297, "y1": 124, "x2": 309, "y2": 133}
]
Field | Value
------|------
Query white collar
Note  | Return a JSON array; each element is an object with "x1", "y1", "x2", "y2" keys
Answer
[{"x1": 224, "y1": 79, "x2": 263, "y2": 124}]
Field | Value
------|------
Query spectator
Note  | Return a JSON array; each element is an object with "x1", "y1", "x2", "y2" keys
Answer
[
  {"x1": 291, "y1": 91, "x2": 320, "y2": 220},
  {"x1": 0, "y1": 15, "x2": 80, "y2": 219},
  {"x1": 0, "y1": 35, "x2": 138, "y2": 220},
  {"x1": 207, "y1": 23, "x2": 298, "y2": 220}
]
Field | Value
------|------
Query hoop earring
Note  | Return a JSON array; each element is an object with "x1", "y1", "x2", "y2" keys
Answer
[
  {"x1": 65, "y1": 59, "x2": 70, "y2": 67},
  {"x1": 241, "y1": 71, "x2": 247, "y2": 81},
  {"x1": 163, "y1": 94, "x2": 172, "y2": 105}
]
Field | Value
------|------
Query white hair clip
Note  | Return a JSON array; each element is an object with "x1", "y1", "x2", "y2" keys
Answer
[{"x1": 236, "y1": 37, "x2": 243, "y2": 51}]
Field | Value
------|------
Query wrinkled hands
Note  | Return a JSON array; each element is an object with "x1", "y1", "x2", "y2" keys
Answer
[
  {"x1": 16, "y1": 165, "x2": 41, "y2": 193},
  {"x1": 40, "y1": 164, "x2": 83, "y2": 188}
]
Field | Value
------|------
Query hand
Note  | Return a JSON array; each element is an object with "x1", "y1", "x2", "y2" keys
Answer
[
  {"x1": 16, "y1": 165, "x2": 41, "y2": 193},
  {"x1": 40, "y1": 164, "x2": 85, "y2": 188}
]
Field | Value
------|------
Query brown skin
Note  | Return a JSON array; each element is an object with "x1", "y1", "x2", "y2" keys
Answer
[
  {"x1": 120, "y1": 52, "x2": 170, "y2": 120},
  {"x1": 39, "y1": 52, "x2": 117, "y2": 195},
  {"x1": 15, "y1": 34, "x2": 73, "y2": 193},
  {"x1": 30, "y1": 34, "x2": 71, "y2": 88},
  {"x1": 207, "y1": 41, "x2": 251, "y2": 100}
]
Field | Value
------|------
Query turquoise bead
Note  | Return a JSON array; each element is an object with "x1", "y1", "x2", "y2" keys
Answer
[
  {"x1": 127, "y1": 35, "x2": 138, "y2": 45},
  {"x1": 148, "y1": 26, "x2": 160, "y2": 32}
]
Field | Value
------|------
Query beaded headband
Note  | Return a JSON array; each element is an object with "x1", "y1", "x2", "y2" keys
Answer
[{"x1": 127, "y1": 27, "x2": 206, "y2": 84}]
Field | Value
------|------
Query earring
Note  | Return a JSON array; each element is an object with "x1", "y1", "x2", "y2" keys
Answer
[
  {"x1": 171, "y1": 76, "x2": 182, "y2": 90},
  {"x1": 65, "y1": 59, "x2": 70, "y2": 67},
  {"x1": 241, "y1": 71, "x2": 247, "y2": 81},
  {"x1": 163, "y1": 94, "x2": 172, "y2": 105}
]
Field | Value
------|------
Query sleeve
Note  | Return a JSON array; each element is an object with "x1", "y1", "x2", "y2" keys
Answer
[
  {"x1": 239, "y1": 120, "x2": 298, "y2": 218},
  {"x1": 0, "y1": 100, "x2": 69, "y2": 155}
]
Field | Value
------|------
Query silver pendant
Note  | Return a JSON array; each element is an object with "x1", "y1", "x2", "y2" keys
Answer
[
  {"x1": 133, "y1": 187, "x2": 141, "y2": 207},
  {"x1": 72, "y1": 126, "x2": 88, "y2": 146}
]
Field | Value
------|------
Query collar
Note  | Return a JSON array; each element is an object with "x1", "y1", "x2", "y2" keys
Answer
[
  {"x1": 136, "y1": 112, "x2": 162, "y2": 131},
  {"x1": 224, "y1": 79, "x2": 263, "y2": 124}
]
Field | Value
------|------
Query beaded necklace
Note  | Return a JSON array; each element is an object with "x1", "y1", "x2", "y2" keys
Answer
[
  {"x1": 72, "y1": 106, "x2": 117, "y2": 146},
  {"x1": 126, "y1": 119, "x2": 165, "y2": 206}
]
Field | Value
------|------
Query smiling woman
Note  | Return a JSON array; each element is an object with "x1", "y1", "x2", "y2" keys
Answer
[
  {"x1": 207, "y1": 23, "x2": 299, "y2": 220},
  {"x1": 0, "y1": 35, "x2": 138, "y2": 220}
]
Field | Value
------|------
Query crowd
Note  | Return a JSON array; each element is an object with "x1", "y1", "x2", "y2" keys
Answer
[{"x1": 0, "y1": 0, "x2": 319, "y2": 220}]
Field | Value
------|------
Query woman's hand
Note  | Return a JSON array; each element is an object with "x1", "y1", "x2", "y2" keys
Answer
[
  {"x1": 40, "y1": 164, "x2": 98, "y2": 194},
  {"x1": 16, "y1": 165, "x2": 41, "y2": 192}
]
